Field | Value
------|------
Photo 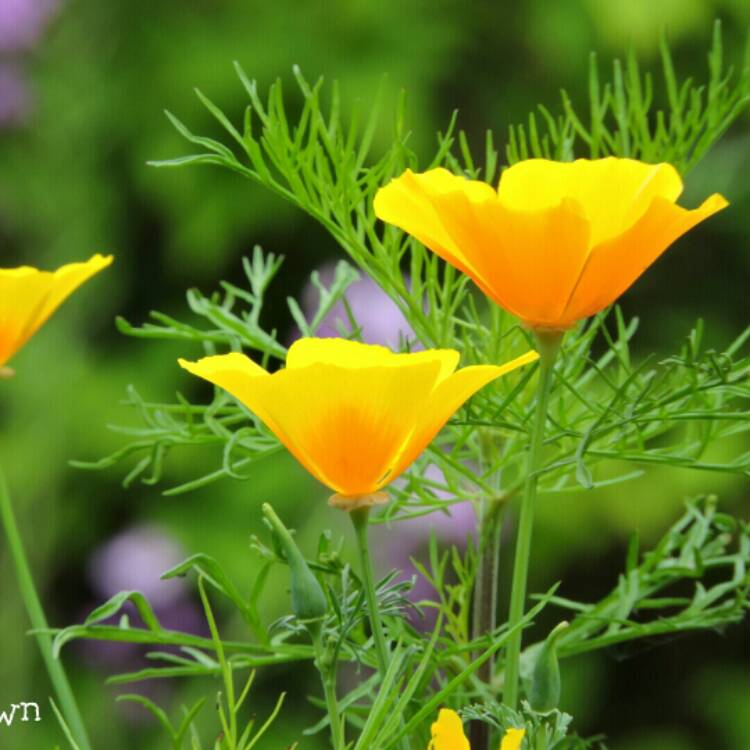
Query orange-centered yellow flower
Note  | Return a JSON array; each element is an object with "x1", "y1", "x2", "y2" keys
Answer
[
  {"x1": 179, "y1": 338, "x2": 537, "y2": 506},
  {"x1": 374, "y1": 158, "x2": 727, "y2": 330},
  {"x1": 0, "y1": 254, "x2": 113, "y2": 371},
  {"x1": 429, "y1": 708, "x2": 525, "y2": 750}
]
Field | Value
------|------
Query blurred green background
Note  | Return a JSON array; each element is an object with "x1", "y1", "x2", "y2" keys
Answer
[{"x1": 0, "y1": 1, "x2": 748, "y2": 748}]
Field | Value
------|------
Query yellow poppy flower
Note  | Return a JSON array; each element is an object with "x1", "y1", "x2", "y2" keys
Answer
[
  {"x1": 0, "y1": 254, "x2": 113, "y2": 372},
  {"x1": 374, "y1": 158, "x2": 727, "y2": 330},
  {"x1": 179, "y1": 338, "x2": 537, "y2": 507},
  {"x1": 429, "y1": 708, "x2": 525, "y2": 750}
]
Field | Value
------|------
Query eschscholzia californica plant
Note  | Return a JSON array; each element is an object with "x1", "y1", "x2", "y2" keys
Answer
[
  {"x1": 429, "y1": 709, "x2": 525, "y2": 750},
  {"x1": 0, "y1": 254, "x2": 113, "y2": 376},
  {"x1": 55, "y1": 43, "x2": 750, "y2": 748},
  {"x1": 180, "y1": 337, "x2": 537, "y2": 686},
  {"x1": 376, "y1": 157, "x2": 728, "y2": 710},
  {"x1": 374, "y1": 158, "x2": 727, "y2": 331}
]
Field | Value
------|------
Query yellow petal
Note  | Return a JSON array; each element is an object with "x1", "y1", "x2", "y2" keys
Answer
[
  {"x1": 179, "y1": 352, "x2": 444, "y2": 496},
  {"x1": 286, "y1": 337, "x2": 459, "y2": 381},
  {"x1": 374, "y1": 169, "x2": 493, "y2": 285},
  {"x1": 388, "y1": 351, "x2": 539, "y2": 483},
  {"x1": 0, "y1": 254, "x2": 113, "y2": 367},
  {"x1": 450, "y1": 197, "x2": 590, "y2": 326},
  {"x1": 287, "y1": 337, "x2": 394, "y2": 368},
  {"x1": 178, "y1": 352, "x2": 269, "y2": 381},
  {"x1": 561, "y1": 192, "x2": 728, "y2": 325},
  {"x1": 429, "y1": 709, "x2": 469, "y2": 750},
  {"x1": 498, "y1": 158, "x2": 684, "y2": 245},
  {"x1": 500, "y1": 727, "x2": 526, "y2": 750},
  {"x1": 375, "y1": 169, "x2": 591, "y2": 326}
]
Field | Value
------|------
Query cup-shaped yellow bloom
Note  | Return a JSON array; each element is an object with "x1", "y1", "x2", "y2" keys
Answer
[
  {"x1": 429, "y1": 708, "x2": 525, "y2": 750},
  {"x1": 374, "y1": 158, "x2": 727, "y2": 330},
  {"x1": 179, "y1": 338, "x2": 537, "y2": 504},
  {"x1": 0, "y1": 254, "x2": 113, "y2": 370}
]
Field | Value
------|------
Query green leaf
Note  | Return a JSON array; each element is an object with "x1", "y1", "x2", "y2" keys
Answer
[
  {"x1": 161, "y1": 553, "x2": 262, "y2": 639},
  {"x1": 84, "y1": 591, "x2": 160, "y2": 632}
]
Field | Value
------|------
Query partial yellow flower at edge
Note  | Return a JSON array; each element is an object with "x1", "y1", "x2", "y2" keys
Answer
[
  {"x1": 0, "y1": 254, "x2": 113, "y2": 369},
  {"x1": 500, "y1": 727, "x2": 526, "y2": 750},
  {"x1": 429, "y1": 708, "x2": 525, "y2": 750},
  {"x1": 374, "y1": 158, "x2": 727, "y2": 330},
  {"x1": 430, "y1": 708, "x2": 470, "y2": 750},
  {"x1": 178, "y1": 338, "x2": 538, "y2": 503}
]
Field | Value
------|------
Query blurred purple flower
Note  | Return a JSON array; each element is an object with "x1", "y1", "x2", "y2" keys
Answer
[
  {"x1": 395, "y1": 498, "x2": 476, "y2": 549},
  {"x1": 88, "y1": 523, "x2": 188, "y2": 609},
  {"x1": 0, "y1": 0, "x2": 58, "y2": 53},
  {"x1": 300, "y1": 263, "x2": 416, "y2": 347},
  {"x1": 0, "y1": 63, "x2": 31, "y2": 125},
  {"x1": 395, "y1": 465, "x2": 475, "y2": 545}
]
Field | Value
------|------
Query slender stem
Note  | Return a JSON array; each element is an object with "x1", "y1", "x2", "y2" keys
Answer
[
  {"x1": 351, "y1": 507, "x2": 413, "y2": 750},
  {"x1": 472, "y1": 504, "x2": 502, "y2": 646},
  {"x1": 469, "y1": 497, "x2": 502, "y2": 750},
  {"x1": 0, "y1": 468, "x2": 92, "y2": 750},
  {"x1": 350, "y1": 507, "x2": 389, "y2": 677},
  {"x1": 312, "y1": 629, "x2": 344, "y2": 750},
  {"x1": 503, "y1": 333, "x2": 561, "y2": 710},
  {"x1": 472, "y1": 430, "x2": 504, "y2": 650},
  {"x1": 323, "y1": 670, "x2": 344, "y2": 750},
  {"x1": 198, "y1": 576, "x2": 238, "y2": 744}
]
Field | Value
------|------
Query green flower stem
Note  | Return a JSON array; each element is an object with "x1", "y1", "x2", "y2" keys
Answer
[
  {"x1": 311, "y1": 628, "x2": 344, "y2": 750},
  {"x1": 472, "y1": 501, "x2": 502, "y2": 649},
  {"x1": 503, "y1": 332, "x2": 561, "y2": 710},
  {"x1": 350, "y1": 507, "x2": 390, "y2": 678},
  {"x1": 472, "y1": 430, "x2": 504, "y2": 654},
  {"x1": 0, "y1": 467, "x2": 92, "y2": 750},
  {"x1": 322, "y1": 668, "x2": 344, "y2": 750},
  {"x1": 263, "y1": 504, "x2": 341, "y2": 746},
  {"x1": 351, "y1": 506, "x2": 412, "y2": 750},
  {"x1": 470, "y1": 491, "x2": 502, "y2": 750}
]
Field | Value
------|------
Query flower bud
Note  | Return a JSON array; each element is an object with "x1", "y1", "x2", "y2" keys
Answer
[
  {"x1": 262, "y1": 503, "x2": 327, "y2": 624},
  {"x1": 528, "y1": 621, "x2": 568, "y2": 713}
]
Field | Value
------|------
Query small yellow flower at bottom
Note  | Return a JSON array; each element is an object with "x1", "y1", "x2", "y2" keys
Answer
[
  {"x1": 430, "y1": 709, "x2": 469, "y2": 750},
  {"x1": 179, "y1": 338, "x2": 538, "y2": 506},
  {"x1": 429, "y1": 709, "x2": 525, "y2": 750},
  {"x1": 500, "y1": 727, "x2": 526, "y2": 750},
  {"x1": 0, "y1": 254, "x2": 113, "y2": 370}
]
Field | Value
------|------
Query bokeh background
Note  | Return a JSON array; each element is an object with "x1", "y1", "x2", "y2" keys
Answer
[{"x1": 0, "y1": 1, "x2": 749, "y2": 748}]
